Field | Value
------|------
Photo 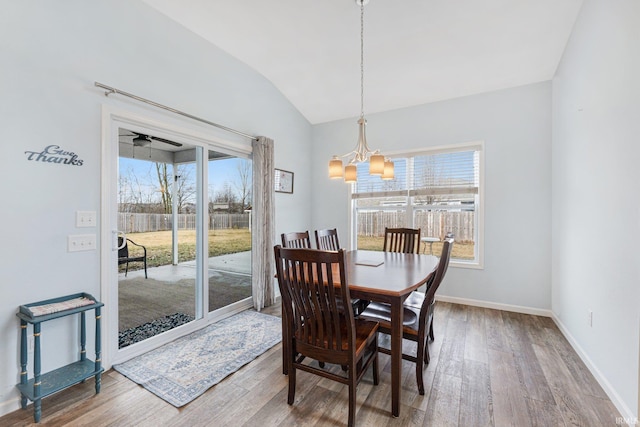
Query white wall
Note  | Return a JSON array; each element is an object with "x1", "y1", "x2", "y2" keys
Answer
[
  {"x1": 312, "y1": 82, "x2": 552, "y2": 311},
  {"x1": 0, "y1": 0, "x2": 311, "y2": 415},
  {"x1": 552, "y1": 0, "x2": 640, "y2": 419}
]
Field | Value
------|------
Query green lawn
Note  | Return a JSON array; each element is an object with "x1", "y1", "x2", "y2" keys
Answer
[
  {"x1": 357, "y1": 235, "x2": 474, "y2": 259},
  {"x1": 122, "y1": 229, "x2": 251, "y2": 270}
]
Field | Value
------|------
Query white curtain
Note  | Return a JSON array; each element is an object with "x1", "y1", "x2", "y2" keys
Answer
[{"x1": 251, "y1": 136, "x2": 275, "y2": 310}]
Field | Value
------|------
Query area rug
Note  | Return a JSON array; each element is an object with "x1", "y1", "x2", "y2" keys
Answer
[{"x1": 113, "y1": 310, "x2": 281, "y2": 407}]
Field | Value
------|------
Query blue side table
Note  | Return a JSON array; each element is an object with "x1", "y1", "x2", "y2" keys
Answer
[{"x1": 16, "y1": 293, "x2": 104, "y2": 423}]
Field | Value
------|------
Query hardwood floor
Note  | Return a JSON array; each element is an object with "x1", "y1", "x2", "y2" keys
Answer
[{"x1": 1, "y1": 302, "x2": 622, "y2": 426}]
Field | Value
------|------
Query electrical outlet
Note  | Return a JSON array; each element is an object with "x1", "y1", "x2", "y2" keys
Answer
[{"x1": 587, "y1": 309, "x2": 593, "y2": 327}]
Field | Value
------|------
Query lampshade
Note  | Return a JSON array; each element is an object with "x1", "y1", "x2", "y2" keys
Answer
[
  {"x1": 381, "y1": 158, "x2": 394, "y2": 180},
  {"x1": 344, "y1": 164, "x2": 357, "y2": 183},
  {"x1": 369, "y1": 153, "x2": 384, "y2": 175},
  {"x1": 329, "y1": 156, "x2": 344, "y2": 178}
]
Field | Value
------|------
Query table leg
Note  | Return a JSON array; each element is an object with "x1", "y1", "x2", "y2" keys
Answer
[
  {"x1": 33, "y1": 323, "x2": 41, "y2": 423},
  {"x1": 95, "y1": 307, "x2": 102, "y2": 393},
  {"x1": 19, "y1": 321, "x2": 28, "y2": 409},
  {"x1": 390, "y1": 298, "x2": 403, "y2": 417}
]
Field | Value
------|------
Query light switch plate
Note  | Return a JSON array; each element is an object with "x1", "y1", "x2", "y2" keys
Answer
[
  {"x1": 76, "y1": 211, "x2": 96, "y2": 227},
  {"x1": 68, "y1": 234, "x2": 97, "y2": 252}
]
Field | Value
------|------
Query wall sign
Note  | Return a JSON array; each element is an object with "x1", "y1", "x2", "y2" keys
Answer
[
  {"x1": 25, "y1": 145, "x2": 84, "y2": 166},
  {"x1": 275, "y1": 169, "x2": 294, "y2": 194}
]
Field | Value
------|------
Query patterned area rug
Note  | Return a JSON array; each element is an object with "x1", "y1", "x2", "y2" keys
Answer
[{"x1": 114, "y1": 310, "x2": 281, "y2": 407}]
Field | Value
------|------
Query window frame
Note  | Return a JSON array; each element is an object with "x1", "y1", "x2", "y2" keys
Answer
[{"x1": 348, "y1": 141, "x2": 484, "y2": 269}]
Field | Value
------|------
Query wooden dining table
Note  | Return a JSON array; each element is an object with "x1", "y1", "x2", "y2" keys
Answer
[
  {"x1": 344, "y1": 250, "x2": 439, "y2": 417},
  {"x1": 278, "y1": 249, "x2": 439, "y2": 418}
]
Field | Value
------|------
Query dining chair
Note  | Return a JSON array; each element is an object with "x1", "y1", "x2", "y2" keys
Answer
[
  {"x1": 360, "y1": 236, "x2": 454, "y2": 395},
  {"x1": 314, "y1": 228, "x2": 340, "y2": 251},
  {"x1": 279, "y1": 231, "x2": 314, "y2": 375},
  {"x1": 274, "y1": 246, "x2": 379, "y2": 427},
  {"x1": 315, "y1": 228, "x2": 369, "y2": 316},
  {"x1": 383, "y1": 227, "x2": 421, "y2": 254},
  {"x1": 281, "y1": 231, "x2": 312, "y2": 248}
]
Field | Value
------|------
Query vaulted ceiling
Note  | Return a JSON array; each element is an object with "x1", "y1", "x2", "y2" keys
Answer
[{"x1": 142, "y1": 0, "x2": 583, "y2": 124}]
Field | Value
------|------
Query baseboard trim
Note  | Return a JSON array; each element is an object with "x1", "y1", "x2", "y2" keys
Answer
[
  {"x1": 551, "y1": 314, "x2": 636, "y2": 423},
  {"x1": 435, "y1": 295, "x2": 553, "y2": 317},
  {"x1": 0, "y1": 397, "x2": 20, "y2": 419}
]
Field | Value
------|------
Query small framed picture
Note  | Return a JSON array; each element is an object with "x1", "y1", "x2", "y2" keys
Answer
[{"x1": 275, "y1": 169, "x2": 294, "y2": 194}]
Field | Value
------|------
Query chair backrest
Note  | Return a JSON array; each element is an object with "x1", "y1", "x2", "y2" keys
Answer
[
  {"x1": 315, "y1": 228, "x2": 340, "y2": 251},
  {"x1": 274, "y1": 246, "x2": 356, "y2": 361},
  {"x1": 118, "y1": 237, "x2": 129, "y2": 258},
  {"x1": 419, "y1": 236, "x2": 454, "y2": 319},
  {"x1": 383, "y1": 227, "x2": 421, "y2": 254},
  {"x1": 281, "y1": 231, "x2": 312, "y2": 249}
]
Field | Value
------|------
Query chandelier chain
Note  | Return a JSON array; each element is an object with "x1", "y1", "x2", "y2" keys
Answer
[
  {"x1": 328, "y1": 0, "x2": 394, "y2": 182},
  {"x1": 360, "y1": 2, "x2": 364, "y2": 119}
]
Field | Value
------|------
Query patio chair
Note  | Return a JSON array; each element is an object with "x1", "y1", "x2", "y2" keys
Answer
[{"x1": 118, "y1": 237, "x2": 148, "y2": 279}]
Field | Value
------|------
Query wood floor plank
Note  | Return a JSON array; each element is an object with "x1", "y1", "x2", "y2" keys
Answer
[
  {"x1": 542, "y1": 322, "x2": 611, "y2": 400},
  {"x1": 502, "y1": 311, "x2": 556, "y2": 403},
  {"x1": 488, "y1": 349, "x2": 533, "y2": 427},
  {"x1": 0, "y1": 302, "x2": 623, "y2": 427},
  {"x1": 484, "y1": 307, "x2": 509, "y2": 352},
  {"x1": 424, "y1": 371, "x2": 463, "y2": 426},
  {"x1": 459, "y1": 359, "x2": 492, "y2": 427},
  {"x1": 463, "y1": 306, "x2": 488, "y2": 364},
  {"x1": 583, "y1": 394, "x2": 625, "y2": 426},
  {"x1": 436, "y1": 303, "x2": 467, "y2": 379},
  {"x1": 525, "y1": 396, "x2": 566, "y2": 427},
  {"x1": 206, "y1": 364, "x2": 288, "y2": 426},
  {"x1": 532, "y1": 342, "x2": 608, "y2": 427}
]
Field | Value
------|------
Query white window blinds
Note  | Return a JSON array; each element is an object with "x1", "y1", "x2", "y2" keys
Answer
[
  {"x1": 410, "y1": 148, "x2": 479, "y2": 198},
  {"x1": 352, "y1": 145, "x2": 480, "y2": 199}
]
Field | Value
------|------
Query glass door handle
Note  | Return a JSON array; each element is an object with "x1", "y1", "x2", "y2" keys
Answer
[{"x1": 113, "y1": 230, "x2": 126, "y2": 251}]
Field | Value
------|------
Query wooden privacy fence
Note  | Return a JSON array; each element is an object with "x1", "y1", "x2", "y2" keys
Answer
[
  {"x1": 357, "y1": 211, "x2": 474, "y2": 242},
  {"x1": 118, "y1": 213, "x2": 250, "y2": 233}
]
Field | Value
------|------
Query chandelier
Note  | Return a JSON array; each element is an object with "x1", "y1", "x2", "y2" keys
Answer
[{"x1": 328, "y1": 0, "x2": 394, "y2": 183}]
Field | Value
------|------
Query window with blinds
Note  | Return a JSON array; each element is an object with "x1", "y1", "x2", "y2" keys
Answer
[{"x1": 351, "y1": 142, "x2": 483, "y2": 267}]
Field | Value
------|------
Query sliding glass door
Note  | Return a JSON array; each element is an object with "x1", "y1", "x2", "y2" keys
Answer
[
  {"x1": 207, "y1": 150, "x2": 252, "y2": 315},
  {"x1": 114, "y1": 131, "x2": 254, "y2": 350},
  {"x1": 117, "y1": 129, "x2": 203, "y2": 349}
]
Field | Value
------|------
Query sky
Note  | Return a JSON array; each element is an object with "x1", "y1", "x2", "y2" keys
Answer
[{"x1": 119, "y1": 156, "x2": 251, "y2": 204}]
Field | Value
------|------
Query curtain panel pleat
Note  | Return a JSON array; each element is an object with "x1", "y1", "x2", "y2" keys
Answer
[{"x1": 251, "y1": 136, "x2": 275, "y2": 310}]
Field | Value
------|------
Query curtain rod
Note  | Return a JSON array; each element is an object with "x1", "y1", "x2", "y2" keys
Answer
[{"x1": 94, "y1": 82, "x2": 258, "y2": 141}]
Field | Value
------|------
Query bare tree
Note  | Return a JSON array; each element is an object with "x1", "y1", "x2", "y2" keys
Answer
[
  {"x1": 155, "y1": 163, "x2": 172, "y2": 213},
  {"x1": 120, "y1": 164, "x2": 157, "y2": 212},
  {"x1": 234, "y1": 160, "x2": 252, "y2": 211},
  {"x1": 154, "y1": 163, "x2": 196, "y2": 213}
]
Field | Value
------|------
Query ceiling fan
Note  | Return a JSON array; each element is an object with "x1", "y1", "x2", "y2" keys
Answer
[{"x1": 120, "y1": 131, "x2": 183, "y2": 147}]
